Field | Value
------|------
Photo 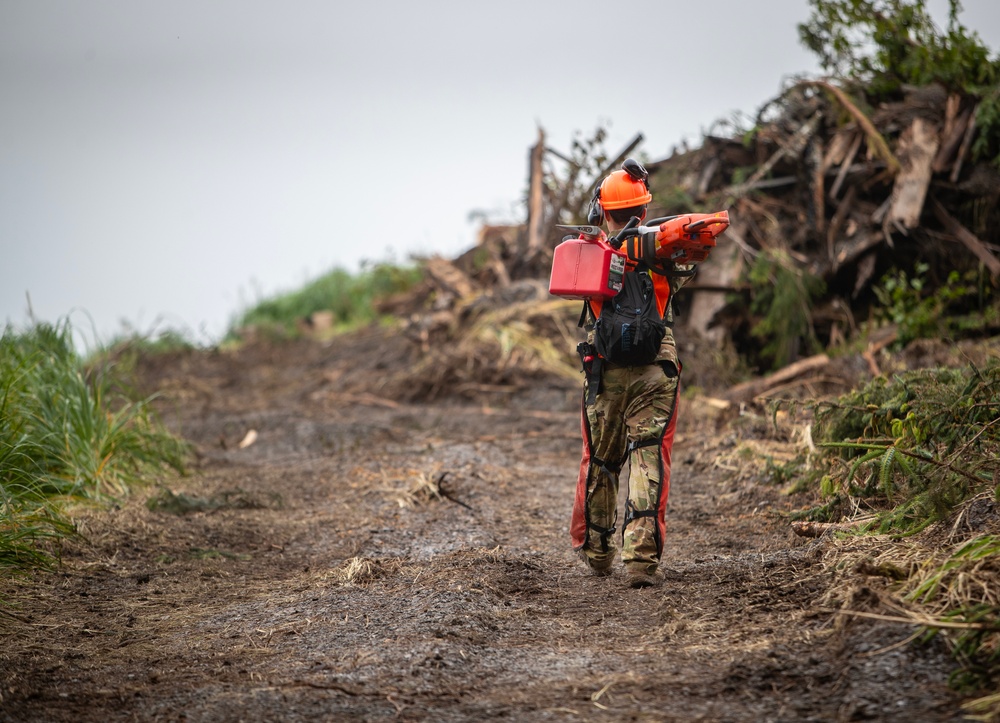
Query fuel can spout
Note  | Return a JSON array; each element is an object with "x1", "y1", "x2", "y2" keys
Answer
[{"x1": 554, "y1": 224, "x2": 606, "y2": 242}]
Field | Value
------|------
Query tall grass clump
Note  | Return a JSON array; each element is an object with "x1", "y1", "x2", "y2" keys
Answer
[
  {"x1": 802, "y1": 361, "x2": 1000, "y2": 534},
  {"x1": 0, "y1": 319, "x2": 188, "y2": 572},
  {"x1": 904, "y1": 535, "x2": 1000, "y2": 696},
  {"x1": 101, "y1": 327, "x2": 196, "y2": 356},
  {"x1": 0, "y1": 382, "x2": 73, "y2": 571},
  {"x1": 229, "y1": 260, "x2": 424, "y2": 340}
]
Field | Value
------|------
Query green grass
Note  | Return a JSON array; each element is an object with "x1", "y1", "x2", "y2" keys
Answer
[
  {"x1": 0, "y1": 319, "x2": 189, "y2": 573},
  {"x1": 101, "y1": 328, "x2": 197, "y2": 356},
  {"x1": 227, "y1": 260, "x2": 424, "y2": 341}
]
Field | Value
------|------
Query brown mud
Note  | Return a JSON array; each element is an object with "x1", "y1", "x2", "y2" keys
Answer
[{"x1": 0, "y1": 333, "x2": 969, "y2": 721}]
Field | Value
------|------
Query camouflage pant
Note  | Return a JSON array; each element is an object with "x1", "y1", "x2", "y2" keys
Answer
[{"x1": 570, "y1": 361, "x2": 680, "y2": 572}]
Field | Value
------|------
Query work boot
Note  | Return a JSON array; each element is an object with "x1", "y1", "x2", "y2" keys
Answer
[
  {"x1": 579, "y1": 550, "x2": 614, "y2": 577},
  {"x1": 625, "y1": 564, "x2": 661, "y2": 588}
]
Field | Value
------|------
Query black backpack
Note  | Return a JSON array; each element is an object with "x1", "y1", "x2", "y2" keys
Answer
[{"x1": 594, "y1": 269, "x2": 665, "y2": 366}]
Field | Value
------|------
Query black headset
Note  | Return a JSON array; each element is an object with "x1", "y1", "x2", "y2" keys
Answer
[
  {"x1": 587, "y1": 186, "x2": 604, "y2": 226},
  {"x1": 587, "y1": 158, "x2": 650, "y2": 225}
]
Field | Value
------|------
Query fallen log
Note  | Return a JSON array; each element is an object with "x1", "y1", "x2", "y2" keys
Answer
[
  {"x1": 812, "y1": 225, "x2": 884, "y2": 279},
  {"x1": 950, "y1": 102, "x2": 980, "y2": 183},
  {"x1": 792, "y1": 520, "x2": 869, "y2": 537},
  {"x1": 591, "y1": 133, "x2": 644, "y2": 187},
  {"x1": 425, "y1": 256, "x2": 477, "y2": 299},
  {"x1": 862, "y1": 326, "x2": 898, "y2": 376},
  {"x1": 821, "y1": 126, "x2": 857, "y2": 173},
  {"x1": 723, "y1": 111, "x2": 822, "y2": 201},
  {"x1": 724, "y1": 353, "x2": 831, "y2": 404},
  {"x1": 930, "y1": 197, "x2": 1000, "y2": 280},
  {"x1": 828, "y1": 131, "x2": 863, "y2": 200},
  {"x1": 932, "y1": 98, "x2": 971, "y2": 173},
  {"x1": 826, "y1": 185, "x2": 857, "y2": 265},
  {"x1": 812, "y1": 139, "x2": 826, "y2": 236}
]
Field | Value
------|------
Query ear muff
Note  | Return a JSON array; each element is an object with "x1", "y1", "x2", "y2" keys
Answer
[{"x1": 587, "y1": 186, "x2": 603, "y2": 226}]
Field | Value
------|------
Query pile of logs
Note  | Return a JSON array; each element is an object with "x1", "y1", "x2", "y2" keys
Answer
[
  {"x1": 656, "y1": 80, "x2": 1000, "y2": 351},
  {"x1": 384, "y1": 78, "x2": 1000, "y2": 401}
]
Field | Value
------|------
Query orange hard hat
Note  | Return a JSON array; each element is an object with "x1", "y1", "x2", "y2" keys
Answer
[{"x1": 598, "y1": 168, "x2": 652, "y2": 210}]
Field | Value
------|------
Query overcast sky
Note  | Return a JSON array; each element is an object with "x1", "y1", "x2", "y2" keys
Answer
[{"x1": 3, "y1": 0, "x2": 999, "y2": 347}]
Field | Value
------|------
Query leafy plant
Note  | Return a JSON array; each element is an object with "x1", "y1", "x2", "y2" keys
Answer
[
  {"x1": 747, "y1": 248, "x2": 827, "y2": 369},
  {"x1": 798, "y1": 0, "x2": 1000, "y2": 167},
  {"x1": 805, "y1": 362, "x2": 1000, "y2": 535},
  {"x1": 873, "y1": 264, "x2": 1000, "y2": 346},
  {"x1": 972, "y1": 86, "x2": 1000, "y2": 168},
  {"x1": 799, "y1": 0, "x2": 997, "y2": 93}
]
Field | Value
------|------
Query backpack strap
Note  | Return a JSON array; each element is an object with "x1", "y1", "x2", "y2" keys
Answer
[
  {"x1": 665, "y1": 266, "x2": 696, "y2": 326},
  {"x1": 669, "y1": 267, "x2": 697, "y2": 279}
]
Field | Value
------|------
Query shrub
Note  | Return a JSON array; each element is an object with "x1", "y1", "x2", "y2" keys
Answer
[
  {"x1": 228, "y1": 261, "x2": 424, "y2": 340},
  {"x1": 0, "y1": 319, "x2": 188, "y2": 572},
  {"x1": 805, "y1": 361, "x2": 1000, "y2": 535}
]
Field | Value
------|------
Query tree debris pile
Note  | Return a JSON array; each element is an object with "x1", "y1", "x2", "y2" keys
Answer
[
  {"x1": 374, "y1": 263, "x2": 582, "y2": 404},
  {"x1": 648, "y1": 78, "x2": 1000, "y2": 373},
  {"x1": 374, "y1": 1, "x2": 1000, "y2": 404},
  {"x1": 383, "y1": 73, "x2": 1000, "y2": 404}
]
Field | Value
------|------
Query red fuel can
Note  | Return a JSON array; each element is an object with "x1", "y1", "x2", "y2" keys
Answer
[{"x1": 549, "y1": 237, "x2": 626, "y2": 300}]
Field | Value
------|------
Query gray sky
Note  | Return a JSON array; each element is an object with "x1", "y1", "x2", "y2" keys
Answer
[{"x1": 3, "y1": 0, "x2": 998, "y2": 346}]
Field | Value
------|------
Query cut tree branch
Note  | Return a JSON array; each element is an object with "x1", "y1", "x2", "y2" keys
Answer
[
  {"x1": 798, "y1": 80, "x2": 900, "y2": 175},
  {"x1": 930, "y1": 197, "x2": 1000, "y2": 280}
]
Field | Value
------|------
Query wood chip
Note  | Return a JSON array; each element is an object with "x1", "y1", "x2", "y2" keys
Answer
[{"x1": 887, "y1": 117, "x2": 940, "y2": 231}]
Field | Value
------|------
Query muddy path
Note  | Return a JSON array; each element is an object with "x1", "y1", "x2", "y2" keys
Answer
[{"x1": 0, "y1": 335, "x2": 966, "y2": 721}]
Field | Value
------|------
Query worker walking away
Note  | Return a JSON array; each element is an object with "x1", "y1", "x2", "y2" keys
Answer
[{"x1": 565, "y1": 158, "x2": 720, "y2": 588}]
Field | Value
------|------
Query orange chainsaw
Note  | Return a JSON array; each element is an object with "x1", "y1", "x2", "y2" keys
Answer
[{"x1": 614, "y1": 210, "x2": 730, "y2": 265}]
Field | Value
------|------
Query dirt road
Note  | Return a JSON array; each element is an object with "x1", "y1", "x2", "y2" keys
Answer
[{"x1": 0, "y1": 335, "x2": 965, "y2": 721}]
